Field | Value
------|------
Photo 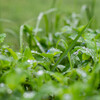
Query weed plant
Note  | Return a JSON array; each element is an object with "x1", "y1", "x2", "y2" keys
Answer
[
  {"x1": 0, "y1": 7, "x2": 100, "y2": 100},
  {"x1": 0, "y1": 0, "x2": 100, "y2": 99}
]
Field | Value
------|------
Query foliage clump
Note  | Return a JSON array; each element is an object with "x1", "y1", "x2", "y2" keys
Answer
[{"x1": 0, "y1": 9, "x2": 100, "y2": 100}]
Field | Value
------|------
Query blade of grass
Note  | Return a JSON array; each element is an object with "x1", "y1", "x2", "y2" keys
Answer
[
  {"x1": 34, "y1": 13, "x2": 43, "y2": 36},
  {"x1": 52, "y1": 19, "x2": 93, "y2": 71},
  {"x1": 56, "y1": 39, "x2": 73, "y2": 69},
  {"x1": 55, "y1": 14, "x2": 60, "y2": 31},
  {"x1": 19, "y1": 24, "x2": 45, "y2": 53},
  {"x1": 56, "y1": 39, "x2": 68, "y2": 49},
  {"x1": 33, "y1": 9, "x2": 57, "y2": 53},
  {"x1": 33, "y1": 37, "x2": 45, "y2": 53},
  {"x1": 20, "y1": 25, "x2": 24, "y2": 52},
  {"x1": 44, "y1": 14, "x2": 49, "y2": 36},
  {"x1": 91, "y1": 0, "x2": 96, "y2": 18},
  {"x1": 68, "y1": 52, "x2": 73, "y2": 69},
  {"x1": 35, "y1": 8, "x2": 57, "y2": 36}
]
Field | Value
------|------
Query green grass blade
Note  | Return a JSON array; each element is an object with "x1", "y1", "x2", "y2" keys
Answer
[
  {"x1": 33, "y1": 37, "x2": 45, "y2": 53},
  {"x1": 55, "y1": 14, "x2": 60, "y2": 31},
  {"x1": 20, "y1": 25, "x2": 24, "y2": 52},
  {"x1": 91, "y1": 0, "x2": 96, "y2": 18},
  {"x1": 35, "y1": 13, "x2": 43, "y2": 36},
  {"x1": 52, "y1": 19, "x2": 93, "y2": 71},
  {"x1": 56, "y1": 39, "x2": 68, "y2": 49},
  {"x1": 35, "y1": 9, "x2": 57, "y2": 36},
  {"x1": 68, "y1": 52, "x2": 73, "y2": 69},
  {"x1": 44, "y1": 14, "x2": 49, "y2": 36}
]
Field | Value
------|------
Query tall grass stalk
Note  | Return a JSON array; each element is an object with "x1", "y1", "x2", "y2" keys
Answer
[
  {"x1": 56, "y1": 39, "x2": 73, "y2": 69},
  {"x1": 20, "y1": 25, "x2": 24, "y2": 52},
  {"x1": 86, "y1": 0, "x2": 96, "y2": 21},
  {"x1": 91, "y1": 0, "x2": 96, "y2": 18},
  {"x1": 35, "y1": 8, "x2": 57, "y2": 36}
]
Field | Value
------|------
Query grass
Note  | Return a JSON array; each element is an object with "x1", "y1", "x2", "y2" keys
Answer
[
  {"x1": 0, "y1": 0, "x2": 100, "y2": 100},
  {"x1": 0, "y1": 4, "x2": 100, "y2": 99},
  {"x1": 0, "y1": 0, "x2": 100, "y2": 50}
]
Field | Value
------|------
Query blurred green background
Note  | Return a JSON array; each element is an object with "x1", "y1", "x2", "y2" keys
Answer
[
  {"x1": 0, "y1": 0, "x2": 99, "y2": 49},
  {"x1": 0, "y1": 0, "x2": 99, "y2": 26}
]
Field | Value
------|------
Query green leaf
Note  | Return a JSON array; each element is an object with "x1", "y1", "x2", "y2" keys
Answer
[
  {"x1": 7, "y1": 48, "x2": 18, "y2": 60},
  {"x1": 41, "y1": 48, "x2": 62, "y2": 58},
  {"x1": 57, "y1": 65, "x2": 65, "y2": 71},
  {"x1": 0, "y1": 33, "x2": 6, "y2": 43},
  {"x1": 23, "y1": 47, "x2": 35, "y2": 61},
  {"x1": 73, "y1": 46, "x2": 95, "y2": 60},
  {"x1": 52, "y1": 24, "x2": 89, "y2": 71}
]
